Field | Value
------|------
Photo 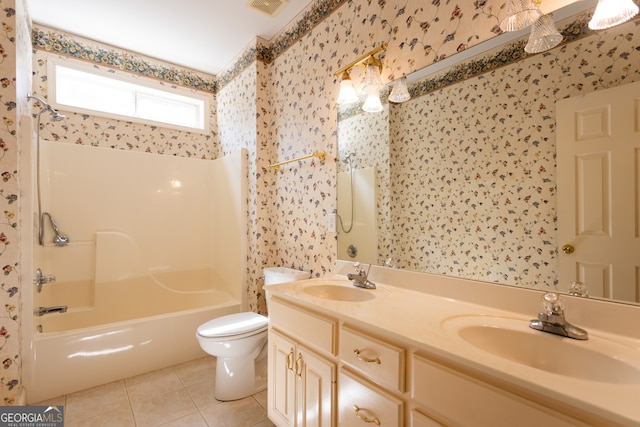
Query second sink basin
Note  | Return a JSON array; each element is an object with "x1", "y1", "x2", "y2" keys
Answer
[
  {"x1": 303, "y1": 283, "x2": 375, "y2": 302},
  {"x1": 443, "y1": 315, "x2": 640, "y2": 384}
]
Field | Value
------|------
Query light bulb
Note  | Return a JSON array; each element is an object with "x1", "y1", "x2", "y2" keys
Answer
[
  {"x1": 362, "y1": 93, "x2": 383, "y2": 113},
  {"x1": 589, "y1": 0, "x2": 639, "y2": 30}
]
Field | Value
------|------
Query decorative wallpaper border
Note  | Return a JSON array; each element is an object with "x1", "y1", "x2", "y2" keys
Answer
[
  {"x1": 268, "y1": 0, "x2": 347, "y2": 60},
  {"x1": 31, "y1": 0, "x2": 348, "y2": 93},
  {"x1": 31, "y1": 28, "x2": 218, "y2": 93}
]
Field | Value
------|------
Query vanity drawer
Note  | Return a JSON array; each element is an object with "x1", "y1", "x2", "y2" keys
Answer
[
  {"x1": 411, "y1": 410, "x2": 445, "y2": 427},
  {"x1": 340, "y1": 326, "x2": 405, "y2": 392},
  {"x1": 412, "y1": 354, "x2": 589, "y2": 427},
  {"x1": 269, "y1": 297, "x2": 337, "y2": 355},
  {"x1": 338, "y1": 369, "x2": 404, "y2": 427}
]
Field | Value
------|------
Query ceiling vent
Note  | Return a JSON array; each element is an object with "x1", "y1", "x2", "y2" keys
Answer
[{"x1": 247, "y1": 0, "x2": 288, "y2": 17}]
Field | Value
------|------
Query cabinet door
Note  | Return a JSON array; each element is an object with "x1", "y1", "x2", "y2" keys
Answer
[
  {"x1": 268, "y1": 330, "x2": 296, "y2": 427},
  {"x1": 297, "y1": 345, "x2": 335, "y2": 427}
]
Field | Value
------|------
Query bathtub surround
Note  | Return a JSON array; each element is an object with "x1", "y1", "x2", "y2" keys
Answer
[
  {"x1": 26, "y1": 144, "x2": 247, "y2": 403},
  {"x1": 0, "y1": 0, "x2": 635, "y2": 406}
]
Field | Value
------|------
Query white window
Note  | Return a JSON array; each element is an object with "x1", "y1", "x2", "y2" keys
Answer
[{"x1": 48, "y1": 58, "x2": 209, "y2": 133}]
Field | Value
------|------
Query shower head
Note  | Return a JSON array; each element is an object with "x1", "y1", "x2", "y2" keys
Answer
[
  {"x1": 28, "y1": 94, "x2": 66, "y2": 122},
  {"x1": 49, "y1": 111, "x2": 66, "y2": 122},
  {"x1": 342, "y1": 152, "x2": 355, "y2": 163}
]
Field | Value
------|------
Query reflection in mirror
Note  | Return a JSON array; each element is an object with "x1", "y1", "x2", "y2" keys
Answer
[
  {"x1": 337, "y1": 106, "x2": 389, "y2": 266},
  {"x1": 337, "y1": 11, "x2": 640, "y2": 305}
]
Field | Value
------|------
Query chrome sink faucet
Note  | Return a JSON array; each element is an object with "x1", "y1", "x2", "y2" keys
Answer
[
  {"x1": 347, "y1": 262, "x2": 376, "y2": 289},
  {"x1": 529, "y1": 292, "x2": 588, "y2": 340}
]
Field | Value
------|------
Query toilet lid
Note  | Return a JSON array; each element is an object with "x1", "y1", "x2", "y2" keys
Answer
[{"x1": 197, "y1": 312, "x2": 268, "y2": 338}]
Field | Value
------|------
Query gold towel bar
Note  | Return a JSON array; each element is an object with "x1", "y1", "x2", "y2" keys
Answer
[{"x1": 269, "y1": 151, "x2": 326, "y2": 171}]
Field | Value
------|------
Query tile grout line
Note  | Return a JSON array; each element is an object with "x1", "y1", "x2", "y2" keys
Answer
[{"x1": 122, "y1": 377, "x2": 137, "y2": 426}]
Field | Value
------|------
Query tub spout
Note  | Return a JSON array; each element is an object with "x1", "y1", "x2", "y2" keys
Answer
[{"x1": 35, "y1": 306, "x2": 68, "y2": 316}]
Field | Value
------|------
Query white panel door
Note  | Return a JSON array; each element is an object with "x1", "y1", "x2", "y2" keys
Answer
[{"x1": 557, "y1": 80, "x2": 640, "y2": 302}]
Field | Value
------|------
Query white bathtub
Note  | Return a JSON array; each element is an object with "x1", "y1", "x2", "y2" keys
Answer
[{"x1": 27, "y1": 269, "x2": 241, "y2": 404}]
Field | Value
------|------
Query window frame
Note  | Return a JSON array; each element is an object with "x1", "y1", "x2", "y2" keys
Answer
[{"x1": 47, "y1": 57, "x2": 210, "y2": 134}]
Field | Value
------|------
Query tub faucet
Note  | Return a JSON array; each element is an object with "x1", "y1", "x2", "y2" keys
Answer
[
  {"x1": 35, "y1": 306, "x2": 68, "y2": 316},
  {"x1": 529, "y1": 292, "x2": 588, "y2": 340},
  {"x1": 33, "y1": 268, "x2": 55, "y2": 293},
  {"x1": 347, "y1": 262, "x2": 376, "y2": 289}
]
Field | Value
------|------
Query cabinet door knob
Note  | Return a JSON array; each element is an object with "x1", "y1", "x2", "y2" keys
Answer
[
  {"x1": 353, "y1": 405, "x2": 380, "y2": 425},
  {"x1": 354, "y1": 349, "x2": 381, "y2": 364}
]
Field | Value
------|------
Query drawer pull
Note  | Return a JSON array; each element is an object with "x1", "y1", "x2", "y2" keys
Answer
[
  {"x1": 354, "y1": 349, "x2": 381, "y2": 364},
  {"x1": 286, "y1": 348, "x2": 294, "y2": 372},
  {"x1": 295, "y1": 352, "x2": 303, "y2": 377},
  {"x1": 353, "y1": 405, "x2": 381, "y2": 425}
]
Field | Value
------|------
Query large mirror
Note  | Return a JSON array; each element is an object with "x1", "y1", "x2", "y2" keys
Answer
[{"x1": 337, "y1": 9, "x2": 640, "y2": 305}]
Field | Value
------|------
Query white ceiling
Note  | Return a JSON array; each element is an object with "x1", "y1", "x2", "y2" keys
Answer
[{"x1": 28, "y1": 0, "x2": 315, "y2": 75}]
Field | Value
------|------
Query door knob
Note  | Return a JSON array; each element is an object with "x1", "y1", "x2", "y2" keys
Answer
[{"x1": 562, "y1": 244, "x2": 575, "y2": 254}]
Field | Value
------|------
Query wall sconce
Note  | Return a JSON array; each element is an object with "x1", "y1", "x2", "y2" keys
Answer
[
  {"x1": 334, "y1": 43, "x2": 411, "y2": 112},
  {"x1": 588, "y1": 0, "x2": 638, "y2": 30}
]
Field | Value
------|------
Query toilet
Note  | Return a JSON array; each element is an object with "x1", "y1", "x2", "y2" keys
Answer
[{"x1": 196, "y1": 267, "x2": 310, "y2": 401}]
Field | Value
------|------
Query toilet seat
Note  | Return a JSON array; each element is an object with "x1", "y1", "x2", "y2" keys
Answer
[{"x1": 197, "y1": 312, "x2": 268, "y2": 340}]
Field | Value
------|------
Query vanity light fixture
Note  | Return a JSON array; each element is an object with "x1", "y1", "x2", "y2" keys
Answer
[
  {"x1": 335, "y1": 43, "x2": 388, "y2": 112},
  {"x1": 588, "y1": 0, "x2": 639, "y2": 30}
]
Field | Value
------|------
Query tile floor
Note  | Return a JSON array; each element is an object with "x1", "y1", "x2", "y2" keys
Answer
[{"x1": 35, "y1": 356, "x2": 276, "y2": 427}]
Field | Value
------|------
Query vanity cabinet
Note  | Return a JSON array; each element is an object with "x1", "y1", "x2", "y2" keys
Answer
[
  {"x1": 268, "y1": 292, "x2": 599, "y2": 427},
  {"x1": 267, "y1": 298, "x2": 337, "y2": 427}
]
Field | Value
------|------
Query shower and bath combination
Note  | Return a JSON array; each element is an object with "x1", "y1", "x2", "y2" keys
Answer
[
  {"x1": 338, "y1": 152, "x2": 355, "y2": 233},
  {"x1": 27, "y1": 94, "x2": 69, "y2": 247}
]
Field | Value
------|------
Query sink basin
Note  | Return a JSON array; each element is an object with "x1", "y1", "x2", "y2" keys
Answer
[
  {"x1": 303, "y1": 283, "x2": 375, "y2": 302},
  {"x1": 443, "y1": 315, "x2": 640, "y2": 384}
]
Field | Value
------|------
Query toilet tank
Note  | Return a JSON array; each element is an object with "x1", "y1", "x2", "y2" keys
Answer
[
  {"x1": 263, "y1": 267, "x2": 310, "y2": 309},
  {"x1": 264, "y1": 267, "x2": 310, "y2": 286}
]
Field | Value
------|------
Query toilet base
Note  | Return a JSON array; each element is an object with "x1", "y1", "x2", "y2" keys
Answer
[{"x1": 214, "y1": 347, "x2": 267, "y2": 401}]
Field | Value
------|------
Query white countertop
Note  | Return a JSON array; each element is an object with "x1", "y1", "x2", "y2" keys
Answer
[{"x1": 267, "y1": 274, "x2": 640, "y2": 427}]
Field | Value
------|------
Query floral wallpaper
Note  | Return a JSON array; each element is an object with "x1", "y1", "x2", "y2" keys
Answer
[
  {"x1": 0, "y1": 0, "x2": 31, "y2": 405},
  {"x1": 413, "y1": 19, "x2": 637, "y2": 286},
  {"x1": 0, "y1": 0, "x2": 636, "y2": 405},
  {"x1": 215, "y1": 61, "x2": 271, "y2": 314}
]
